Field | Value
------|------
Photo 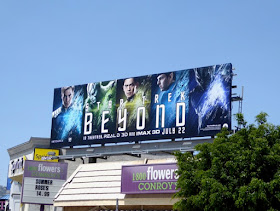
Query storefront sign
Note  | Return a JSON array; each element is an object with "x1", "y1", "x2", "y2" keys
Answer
[
  {"x1": 21, "y1": 160, "x2": 68, "y2": 205},
  {"x1": 8, "y1": 156, "x2": 26, "y2": 178},
  {"x1": 121, "y1": 163, "x2": 178, "y2": 194},
  {"x1": 33, "y1": 148, "x2": 59, "y2": 162},
  {"x1": 0, "y1": 201, "x2": 5, "y2": 211},
  {"x1": 10, "y1": 158, "x2": 23, "y2": 174}
]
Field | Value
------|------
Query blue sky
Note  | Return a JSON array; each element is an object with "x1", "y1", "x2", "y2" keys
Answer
[{"x1": 0, "y1": 0, "x2": 279, "y2": 186}]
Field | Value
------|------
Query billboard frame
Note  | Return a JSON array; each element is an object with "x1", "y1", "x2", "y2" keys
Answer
[{"x1": 51, "y1": 63, "x2": 232, "y2": 148}]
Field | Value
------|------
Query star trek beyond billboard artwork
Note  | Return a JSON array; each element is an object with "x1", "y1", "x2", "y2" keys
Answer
[{"x1": 51, "y1": 63, "x2": 232, "y2": 147}]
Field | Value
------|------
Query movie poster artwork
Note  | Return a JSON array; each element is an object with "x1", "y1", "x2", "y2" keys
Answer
[
  {"x1": 51, "y1": 85, "x2": 86, "y2": 146},
  {"x1": 150, "y1": 70, "x2": 190, "y2": 139},
  {"x1": 83, "y1": 80, "x2": 117, "y2": 142},
  {"x1": 50, "y1": 63, "x2": 232, "y2": 148},
  {"x1": 188, "y1": 63, "x2": 232, "y2": 136},
  {"x1": 116, "y1": 76, "x2": 152, "y2": 134}
]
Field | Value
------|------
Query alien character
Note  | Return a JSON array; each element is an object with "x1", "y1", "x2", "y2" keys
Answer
[{"x1": 84, "y1": 80, "x2": 117, "y2": 134}]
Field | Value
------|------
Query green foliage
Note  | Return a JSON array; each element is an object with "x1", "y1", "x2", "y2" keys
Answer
[
  {"x1": 234, "y1": 113, "x2": 247, "y2": 128},
  {"x1": 174, "y1": 113, "x2": 280, "y2": 210},
  {"x1": 255, "y1": 112, "x2": 268, "y2": 125}
]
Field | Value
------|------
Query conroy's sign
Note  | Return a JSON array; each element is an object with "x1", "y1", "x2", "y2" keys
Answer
[{"x1": 121, "y1": 163, "x2": 178, "y2": 194}]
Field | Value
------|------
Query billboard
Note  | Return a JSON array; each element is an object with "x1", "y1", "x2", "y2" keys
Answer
[
  {"x1": 21, "y1": 160, "x2": 68, "y2": 205},
  {"x1": 121, "y1": 163, "x2": 178, "y2": 194},
  {"x1": 51, "y1": 63, "x2": 232, "y2": 147}
]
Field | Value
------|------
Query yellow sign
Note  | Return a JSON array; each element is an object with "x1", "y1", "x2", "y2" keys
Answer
[{"x1": 33, "y1": 148, "x2": 59, "y2": 162}]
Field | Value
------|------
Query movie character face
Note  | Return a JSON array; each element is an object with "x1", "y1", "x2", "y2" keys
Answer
[
  {"x1": 62, "y1": 87, "x2": 74, "y2": 108},
  {"x1": 123, "y1": 78, "x2": 136, "y2": 99},
  {"x1": 157, "y1": 73, "x2": 174, "y2": 91}
]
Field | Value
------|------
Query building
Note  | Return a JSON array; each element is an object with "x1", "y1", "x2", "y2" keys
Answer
[
  {"x1": 7, "y1": 137, "x2": 178, "y2": 211},
  {"x1": 54, "y1": 158, "x2": 178, "y2": 211},
  {"x1": 7, "y1": 137, "x2": 84, "y2": 211}
]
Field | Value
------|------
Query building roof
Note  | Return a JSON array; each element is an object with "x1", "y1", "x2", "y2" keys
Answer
[
  {"x1": 54, "y1": 158, "x2": 179, "y2": 210},
  {"x1": 0, "y1": 195, "x2": 10, "y2": 200},
  {"x1": 7, "y1": 137, "x2": 50, "y2": 158}
]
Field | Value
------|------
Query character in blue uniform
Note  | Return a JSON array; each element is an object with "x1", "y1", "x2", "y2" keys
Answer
[{"x1": 52, "y1": 86, "x2": 83, "y2": 143}]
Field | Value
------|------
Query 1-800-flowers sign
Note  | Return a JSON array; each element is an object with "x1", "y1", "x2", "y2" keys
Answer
[{"x1": 121, "y1": 163, "x2": 178, "y2": 194}]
